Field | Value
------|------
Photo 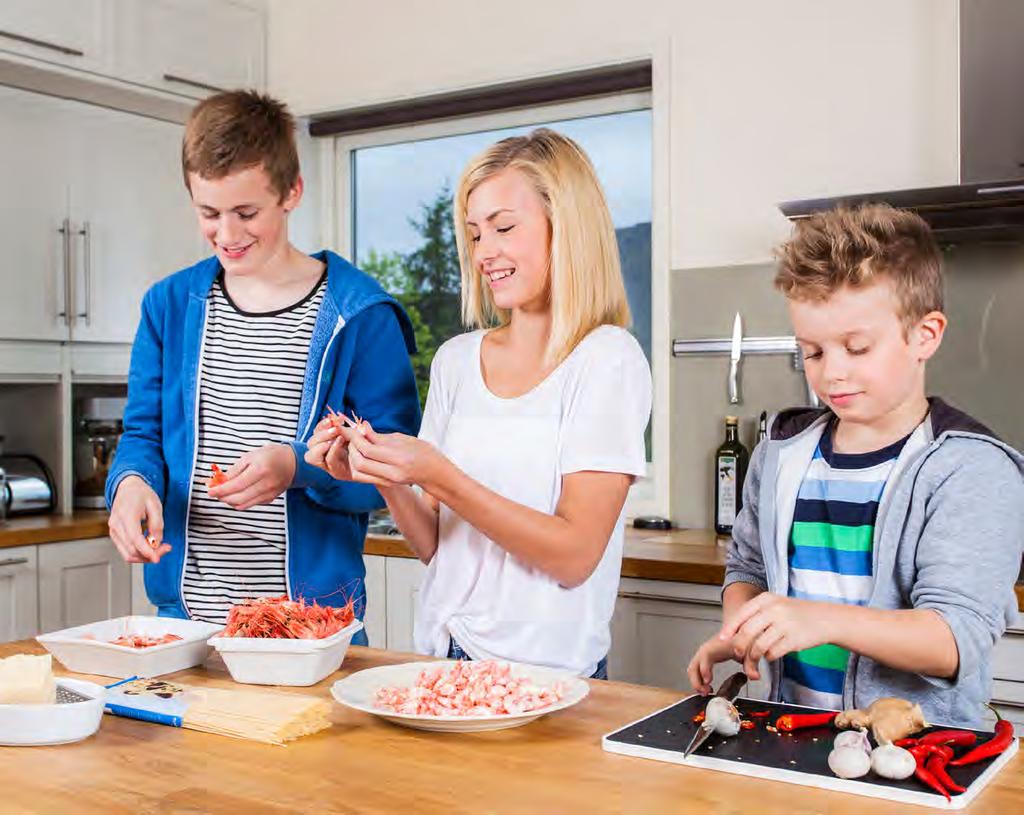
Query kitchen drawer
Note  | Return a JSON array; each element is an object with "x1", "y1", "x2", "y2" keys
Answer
[
  {"x1": 0, "y1": 545, "x2": 39, "y2": 642},
  {"x1": 991, "y1": 629, "x2": 1024, "y2": 683}
]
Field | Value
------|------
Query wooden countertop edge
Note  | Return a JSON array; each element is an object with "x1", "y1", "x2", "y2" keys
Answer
[{"x1": 0, "y1": 512, "x2": 109, "y2": 549}]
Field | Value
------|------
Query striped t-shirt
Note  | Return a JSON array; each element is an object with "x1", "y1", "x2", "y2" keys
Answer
[
  {"x1": 183, "y1": 269, "x2": 326, "y2": 624},
  {"x1": 781, "y1": 422, "x2": 913, "y2": 709}
]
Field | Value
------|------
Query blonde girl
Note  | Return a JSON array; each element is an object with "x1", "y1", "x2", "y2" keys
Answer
[{"x1": 306, "y1": 129, "x2": 651, "y2": 677}]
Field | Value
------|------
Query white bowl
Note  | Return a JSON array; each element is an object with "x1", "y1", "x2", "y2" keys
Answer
[
  {"x1": 37, "y1": 616, "x2": 222, "y2": 678},
  {"x1": 0, "y1": 678, "x2": 106, "y2": 746},
  {"x1": 331, "y1": 660, "x2": 591, "y2": 732},
  {"x1": 208, "y1": 619, "x2": 364, "y2": 686}
]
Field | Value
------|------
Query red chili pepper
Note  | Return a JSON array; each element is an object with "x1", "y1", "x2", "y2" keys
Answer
[
  {"x1": 926, "y1": 753, "x2": 966, "y2": 795},
  {"x1": 775, "y1": 712, "x2": 838, "y2": 732},
  {"x1": 919, "y1": 729, "x2": 978, "y2": 748},
  {"x1": 749, "y1": 710, "x2": 772, "y2": 718},
  {"x1": 909, "y1": 745, "x2": 951, "y2": 801},
  {"x1": 949, "y1": 705, "x2": 1015, "y2": 767},
  {"x1": 741, "y1": 720, "x2": 755, "y2": 730},
  {"x1": 894, "y1": 737, "x2": 919, "y2": 748}
]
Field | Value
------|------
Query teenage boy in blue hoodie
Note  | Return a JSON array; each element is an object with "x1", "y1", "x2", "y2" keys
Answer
[
  {"x1": 687, "y1": 204, "x2": 1024, "y2": 728},
  {"x1": 105, "y1": 91, "x2": 420, "y2": 638}
]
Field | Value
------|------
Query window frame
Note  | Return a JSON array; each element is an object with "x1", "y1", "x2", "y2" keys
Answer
[{"x1": 327, "y1": 89, "x2": 669, "y2": 518}]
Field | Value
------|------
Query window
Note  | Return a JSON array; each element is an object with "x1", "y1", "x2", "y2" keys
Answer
[{"x1": 333, "y1": 92, "x2": 664, "y2": 513}]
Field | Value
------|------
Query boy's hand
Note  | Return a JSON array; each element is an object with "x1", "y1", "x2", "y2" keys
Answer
[
  {"x1": 109, "y1": 475, "x2": 172, "y2": 564},
  {"x1": 208, "y1": 443, "x2": 296, "y2": 510},
  {"x1": 687, "y1": 635, "x2": 740, "y2": 694},
  {"x1": 720, "y1": 594, "x2": 830, "y2": 678}
]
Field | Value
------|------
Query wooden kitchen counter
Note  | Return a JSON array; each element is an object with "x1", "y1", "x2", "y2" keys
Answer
[
  {"x1": 0, "y1": 510, "x2": 108, "y2": 550},
  {"x1": 368, "y1": 529, "x2": 1024, "y2": 613},
  {"x1": 1, "y1": 640, "x2": 1019, "y2": 814},
  {"x1": 5, "y1": 512, "x2": 1022, "y2": 613}
]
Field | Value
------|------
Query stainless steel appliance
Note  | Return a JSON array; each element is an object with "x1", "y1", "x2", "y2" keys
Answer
[
  {"x1": 74, "y1": 397, "x2": 125, "y2": 509},
  {"x1": 0, "y1": 453, "x2": 56, "y2": 516}
]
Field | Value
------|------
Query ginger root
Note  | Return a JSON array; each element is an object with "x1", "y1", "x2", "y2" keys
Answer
[{"x1": 835, "y1": 697, "x2": 928, "y2": 745}]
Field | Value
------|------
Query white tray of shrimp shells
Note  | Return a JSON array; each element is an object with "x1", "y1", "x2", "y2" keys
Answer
[{"x1": 331, "y1": 659, "x2": 590, "y2": 732}]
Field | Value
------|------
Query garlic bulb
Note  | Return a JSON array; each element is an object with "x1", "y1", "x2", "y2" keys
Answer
[
  {"x1": 828, "y1": 746, "x2": 872, "y2": 779},
  {"x1": 833, "y1": 728, "x2": 871, "y2": 754},
  {"x1": 870, "y1": 744, "x2": 916, "y2": 780},
  {"x1": 704, "y1": 697, "x2": 741, "y2": 736}
]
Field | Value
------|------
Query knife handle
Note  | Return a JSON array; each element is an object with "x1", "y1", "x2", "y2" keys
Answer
[{"x1": 728, "y1": 359, "x2": 740, "y2": 404}]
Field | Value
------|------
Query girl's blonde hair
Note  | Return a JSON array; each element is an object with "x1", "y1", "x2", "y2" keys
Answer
[{"x1": 454, "y1": 128, "x2": 631, "y2": 366}]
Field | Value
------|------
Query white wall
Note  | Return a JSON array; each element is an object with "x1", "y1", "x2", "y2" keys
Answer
[{"x1": 267, "y1": 0, "x2": 959, "y2": 269}]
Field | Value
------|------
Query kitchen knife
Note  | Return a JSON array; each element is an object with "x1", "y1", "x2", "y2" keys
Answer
[
  {"x1": 683, "y1": 671, "x2": 748, "y2": 758},
  {"x1": 728, "y1": 312, "x2": 742, "y2": 404}
]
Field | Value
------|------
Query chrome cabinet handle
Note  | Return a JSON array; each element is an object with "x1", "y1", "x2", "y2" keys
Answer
[
  {"x1": 617, "y1": 590, "x2": 722, "y2": 607},
  {"x1": 77, "y1": 222, "x2": 91, "y2": 325},
  {"x1": 0, "y1": 29, "x2": 84, "y2": 57},
  {"x1": 57, "y1": 218, "x2": 72, "y2": 325},
  {"x1": 0, "y1": 557, "x2": 30, "y2": 568},
  {"x1": 162, "y1": 74, "x2": 225, "y2": 94}
]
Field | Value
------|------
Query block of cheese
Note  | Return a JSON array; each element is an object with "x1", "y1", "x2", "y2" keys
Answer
[{"x1": 0, "y1": 653, "x2": 57, "y2": 704}]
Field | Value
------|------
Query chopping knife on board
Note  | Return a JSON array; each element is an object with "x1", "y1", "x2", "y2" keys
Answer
[{"x1": 683, "y1": 671, "x2": 748, "y2": 758}]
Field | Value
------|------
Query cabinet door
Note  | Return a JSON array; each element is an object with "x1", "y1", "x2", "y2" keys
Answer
[
  {"x1": 114, "y1": 0, "x2": 264, "y2": 98},
  {"x1": 609, "y1": 583, "x2": 771, "y2": 699},
  {"x1": 0, "y1": 0, "x2": 109, "y2": 73},
  {"x1": 0, "y1": 85, "x2": 73, "y2": 341},
  {"x1": 37, "y1": 537, "x2": 131, "y2": 633},
  {"x1": 0, "y1": 546, "x2": 39, "y2": 642},
  {"x1": 362, "y1": 555, "x2": 386, "y2": 649},
  {"x1": 68, "y1": 103, "x2": 201, "y2": 343},
  {"x1": 385, "y1": 557, "x2": 427, "y2": 654}
]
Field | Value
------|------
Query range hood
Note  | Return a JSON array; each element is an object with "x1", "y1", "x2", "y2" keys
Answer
[{"x1": 780, "y1": 1, "x2": 1024, "y2": 244}]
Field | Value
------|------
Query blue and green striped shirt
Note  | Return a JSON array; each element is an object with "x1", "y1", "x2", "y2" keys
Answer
[{"x1": 781, "y1": 423, "x2": 912, "y2": 709}]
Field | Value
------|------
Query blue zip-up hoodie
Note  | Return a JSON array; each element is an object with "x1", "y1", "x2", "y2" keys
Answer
[{"x1": 105, "y1": 250, "x2": 421, "y2": 637}]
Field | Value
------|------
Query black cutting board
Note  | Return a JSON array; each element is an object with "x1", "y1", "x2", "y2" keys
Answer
[{"x1": 602, "y1": 695, "x2": 1017, "y2": 810}]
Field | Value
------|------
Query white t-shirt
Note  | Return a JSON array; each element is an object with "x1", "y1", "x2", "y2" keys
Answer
[{"x1": 413, "y1": 325, "x2": 653, "y2": 676}]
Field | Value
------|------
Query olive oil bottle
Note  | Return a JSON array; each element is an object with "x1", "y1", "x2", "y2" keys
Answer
[{"x1": 714, "y1": 416, "x2": 749, "y2": 535}]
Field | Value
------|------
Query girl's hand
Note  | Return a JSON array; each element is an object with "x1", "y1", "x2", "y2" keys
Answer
[
  {"x1": 347, "y1": 428, "x2": 446, "y2": 489},
  {"x1": 208, "y1": 443, "x2": 297, "y2": 510},
  {"x1": 305, "y1": 416, "x2": 355, "y2": 481},
  {"x1": 109, "y1": 475, "x2": 172, "y2": 564}
]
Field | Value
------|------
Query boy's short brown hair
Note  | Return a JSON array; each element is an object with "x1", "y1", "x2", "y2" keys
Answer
[
  {"x1": 182, "y1": 90, "x2": 299, "y2": 201},
  {"x1": 774, "y1": 203, "x2": 944, "y2": 331}
]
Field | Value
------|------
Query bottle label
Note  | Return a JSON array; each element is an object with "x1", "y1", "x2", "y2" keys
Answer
[{"x1": 717, "y1": 455, "x2": 738, "y2": 526}]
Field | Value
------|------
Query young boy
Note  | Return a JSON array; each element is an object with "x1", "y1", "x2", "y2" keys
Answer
[
  {"x1": 105, "y1": 90, "x2": 421, "y2": 638},
  {"x1": 687, "y1": 204, "x2": 1024, "y2": 728}
]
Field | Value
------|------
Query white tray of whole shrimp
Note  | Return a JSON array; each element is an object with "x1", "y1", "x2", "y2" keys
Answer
[
  {"x1": 331, "y1": 659, "x2": 590, "y2": 732},
  {"x1": 208, "y1": 619, "x2": 364, "y2": 686},
  {"x1": 36, "y1": 616, "x2": 222, "y2": 679}
]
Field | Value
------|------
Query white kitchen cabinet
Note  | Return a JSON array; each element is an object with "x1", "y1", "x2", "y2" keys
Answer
[
  {"x1": 0, "y1": 0, "x2": 111, "y2": 74},
  {"x1": 37, "y1": 537, "x2": 130, "y2": 633},
  {"x1": 0, "y1": 545, "x2": 39, "y2": 642},
  {"x1": 113, "y1": 0, "x2": 264, "y2": 98},
  {"x1": 130, "y1": 562, "x2": 156, "y2": 616},
  {"x1": 0, "y1": 85, "x2": 75, "y2": 342},
  {"x1": 385, "y1": 556, "x2": 427, "y2": 654},
  {"x1": 67, "y1": 100, "x2": 200, "y2": 343},
  {"x1": 609, "y1": 578, "x2": 771, "y2": 699},
  {"x1": 362, "y1": 555, "x2": 386, "y2": 649},
  {"x1": 989, "y1": 611, "x2": 1024, "y2": 730},
  {"x1": 0, "y1": 84, "x2": 200, "y2": 345}
]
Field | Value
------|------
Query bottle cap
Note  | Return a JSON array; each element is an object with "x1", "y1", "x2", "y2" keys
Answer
[{"x1": 725, "y1": 416, "x2": 738, "y2": 424}]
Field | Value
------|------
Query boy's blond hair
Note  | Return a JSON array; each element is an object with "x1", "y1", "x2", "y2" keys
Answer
[
  {"x1": 182, "y1": 90, "x2": 299, "y2": 201},
  {"x1": 774, "y1": 203, "x2": 943, "y2": 331},
  {"x1": 454, "y1": 128, "x2": 631, "y2": 366}
]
